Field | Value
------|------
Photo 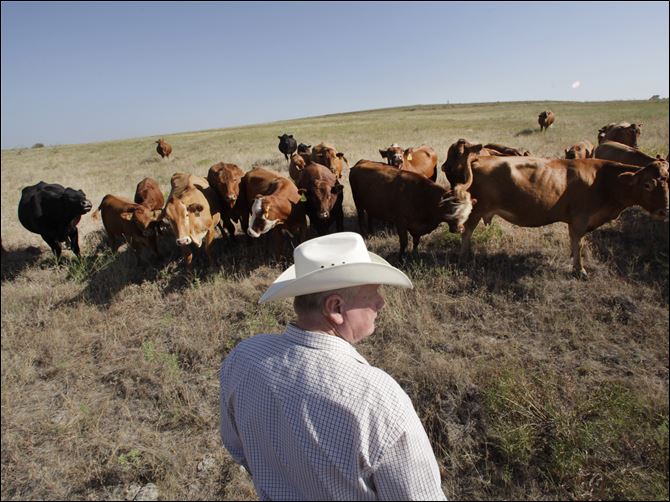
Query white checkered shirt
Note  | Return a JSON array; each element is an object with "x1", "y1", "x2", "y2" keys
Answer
[{"x1": 219, "y1": 324, "x2": 447, "y2": 501}]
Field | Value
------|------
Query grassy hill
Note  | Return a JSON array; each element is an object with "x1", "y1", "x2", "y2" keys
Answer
[{"x1": 1, "y1": 100, "x2": 668, "y2": 500}]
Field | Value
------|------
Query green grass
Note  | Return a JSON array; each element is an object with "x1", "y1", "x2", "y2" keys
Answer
[{"x1": 1, "y1": 100, "x2": 668, "y2": 500}]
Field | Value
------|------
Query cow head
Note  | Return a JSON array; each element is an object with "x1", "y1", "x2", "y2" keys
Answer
[
  {"x1": 441, "y1": 139, "x2": 483, "y2": 187},
  {"x1": 379, "y1": 144, "x2": 404, "y2": 167},
  {"x1": 565, "y1": 142, "x2": 592, "y2": 160},
  {"x1": 213, "y1": 170, "x2": 243, "y2": 209},
  {"x1": 247, "y1": 195, "x2": 281, "y2": 237},
  {"x1": 121, "y1": 204, "x2": 161, "y2": 237},
  {"x1": 619, "y1": 160, "x2": 669, "y2": 220},
  {"x1": 62, "y1": 188, "x2": 93, "y2": 216},
  {"x1": 163, "y1": 196, "x2": 211, "y2": 247},
  {"x1": 297, "y1": 143, "x2": 312, "y2": 155},
  {"x1": 300, "y1": 182, "x2": 343, "y2": 221},
  {"x1": 439, "y1": 160, "x2": 476, "y2": 233}
]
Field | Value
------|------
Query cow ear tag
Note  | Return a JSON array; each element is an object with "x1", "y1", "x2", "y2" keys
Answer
[
  {"x1": 300, "y1": 193, "x2": 307, "y2": 202},
  {"x1": 407, "y1": 154, "x2": 413, "y2": 161}
]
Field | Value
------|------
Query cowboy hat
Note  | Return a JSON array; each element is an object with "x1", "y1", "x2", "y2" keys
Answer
[{"x1": 259, "y1": 232, "x2": 413, "y2": 303}]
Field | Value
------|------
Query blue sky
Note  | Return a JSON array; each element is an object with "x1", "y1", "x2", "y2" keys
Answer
[{"x1": 2, "y1": 1, "x2": 668, "y2": 148}]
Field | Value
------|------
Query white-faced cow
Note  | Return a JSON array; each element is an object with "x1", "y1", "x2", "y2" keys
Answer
[
  {"x1": 350, "y1": 160, "x2": 475, "y2": 258},
  {"x1": 18, "y1": 182, "x2": 92, "y2": 258},
  {"x1": 444, "y1": 142, "x2": 669, "y2": 277}
]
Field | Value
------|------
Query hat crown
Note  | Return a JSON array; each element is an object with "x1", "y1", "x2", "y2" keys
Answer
[{"x1": 294, "y1": 232, "x2": 371, "y2": 277}]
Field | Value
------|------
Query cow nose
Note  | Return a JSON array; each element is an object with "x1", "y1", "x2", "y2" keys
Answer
[
  {"x1": 82, "y1": 200, "x2": 93, "y2": 212},
  {"x1": 319, "y1": 211, "x2": 329, "y2": 219},
  {"x1": 176, "y1": 236, "x2": 192, "y2": 246}
]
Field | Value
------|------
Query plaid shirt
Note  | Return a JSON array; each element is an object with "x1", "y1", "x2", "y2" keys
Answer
[{"x1": 219, "y1": 324, "x2": 447, "y2": 501}]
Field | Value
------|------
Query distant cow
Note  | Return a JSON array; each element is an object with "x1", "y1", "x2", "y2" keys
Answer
[
  {"x1": 350, "y1": 160, "x2": 475, "y2": 258},
  {"x1": 445, "y1": 145, "x2": 669, "y2": 276},
  {"x1": 538, "y1": 111, "x2": 555, "y2": 132},
  {"x1": 93, "y1": 194, "x2": 161, "y2": 259},
  {"x1": 238, "y1": 167, "x2": 307, "y2": 254},
  {"x1": 207, "y1": 162, "x2": 245, "y2": 238},
  {"x1": 296, "y1": 163, "x2": 344, "y2": 236},
  {"x1": 593, "y1": 141, "x2": 661, "y2": 167},
  {"x1": 565, "y1": 141, "x2": 594, "y2": 159},
  {"x1": 18, "y1": 182, "x2": 92, "y2": 258},
  {"x1": 597, "y1": 122, "x2": 642, "y2": 148},
  {"x1": 278, "y1": 134, "x2": 298, "y2": 161},
  {"x1": 163, "y1": 173, "x2": 222, "y2": 267},
  {"x1": 155, "y1": 138, "x2": 172, "y2": 159},
  {"x1": 378, "y1": 144, "x2": 438, "y2": 181},
  {"x1": 311, "y1": 143, "x2": 348, "y2": 178}
]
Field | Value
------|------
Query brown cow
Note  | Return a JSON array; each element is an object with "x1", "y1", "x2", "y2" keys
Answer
[
  {"x1": 538, "y1": 111, "x2": 555, "y2": 132},
  {"x1": 483, "y1": 143, "x2": 531, "y2": 157},
  {"x1": 93, "y1": 194, "x2": 161, "y2": 259},
  {"x1": 155, "y1": 138, "x2": 172, "y2": 159},
  {"x1": 349, "y1": 160, "x2": 475, "y2": 258},
  {"x1": 296, "y1": 162, "x2": 344, "y2": 236},
  {"x1": 288, "y1": 152, "x2": 307, "y2": 183},
  {"x1": 207, "y1": 162, "x2": 245, "y2": 238},
  {"x1": 238, "y1": 167, "x2": 307, "y2": 254},
  {"x1": 378, "y1": 144, "x2": 438, "y2": 181},
  {"x1": 134, "y1": 177, "x2": 164, "y2": 210},
  {"x1": 311, "y1": 143, "x2": 348, "y2": 178},
  {"x1": 597, "y1": 122, "x2": 642, "y2": 148},
  {"x1": 450, "y1": 150, "x2": 669, "y2": 277},
  {"x1": 565, "y1": 140, "x2": 594, "y2": 159},
  {"x1": 593, "y1": 141, "x2": 662, "y2": 167},
  {"x1": 163, "y1": 173, "x2": 221, "y2": 267}
]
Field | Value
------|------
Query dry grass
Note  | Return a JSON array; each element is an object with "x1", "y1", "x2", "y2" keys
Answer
[{"x1": 1, "y1": 100, "x2": 668, "y2": 500}]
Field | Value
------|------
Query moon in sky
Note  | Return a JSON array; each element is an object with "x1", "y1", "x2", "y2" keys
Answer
[{"x1": 572, "y1": 81, "x2": 581, "y2": 89}]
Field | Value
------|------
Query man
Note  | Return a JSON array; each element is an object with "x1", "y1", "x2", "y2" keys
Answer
[{"x1": 219, "y1": 232, "x2": 447, "y2": 500}]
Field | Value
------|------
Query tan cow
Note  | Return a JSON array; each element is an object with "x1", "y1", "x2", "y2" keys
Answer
[
  {"x1": 296, "y1": 162, "x2": 344, "y2": 236},
  {"x1": 155, "y1": 138, "x2": 172, "y2": 159},
  {"x1": 597, "y1": 122, "x2": 642, "y2": 148},
  {"x1": 538, "y1": 110, "x2": 555, "y2": 132},
  {"x1": 447, "y1": 145, "x2": 668, "y2": 276},
  {"x1": 378, "y1": 144, "x2": 438, "y2": 181},
  {"x1": 593, "y1": 141, "x2": 661, "y2": 167},
  {"x1": 311, "y1": 143, "x2": 348, "y2": 178},
  {"x1": 238, "y1": 167, "x2": 307, "y2": 254},
  {"x1": 134, "y1": 177, "x2": 164, "y2": 211},
  {"x1": 350, "y1": 160, "x2": 475, "y2": 258},
  {"x1": 288, "y1": 152, "x2": 307, "y2": 183},
  {"x1": 162, "y1": 173, "x2": 221, "y2": 267},
  {"x1": 207, "y1": 162, "x2": 245, "y2": 238},
  {"x1": 565, "y1": 141, "x2": 594, "y2": 159},
  {"x1": 93, "y1": 194, "x2": 162, "y2": 259}
]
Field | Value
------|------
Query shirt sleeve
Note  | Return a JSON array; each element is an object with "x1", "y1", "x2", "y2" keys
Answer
[
  {"x1": 219, "y1": 351, "x2": 249, "y2": 471},
  {"x1": 372, "y1": 405, "x2": 447, "y2": 501}
]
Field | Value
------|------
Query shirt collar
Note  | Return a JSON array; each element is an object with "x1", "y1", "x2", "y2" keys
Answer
[{"x1": 284, "y1": 324, "x2": 369, "y2": 365}]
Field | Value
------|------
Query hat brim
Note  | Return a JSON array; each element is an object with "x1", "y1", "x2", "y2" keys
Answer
[{"x1": 259, "y1": 251, "x2": 413, "y2": 303}]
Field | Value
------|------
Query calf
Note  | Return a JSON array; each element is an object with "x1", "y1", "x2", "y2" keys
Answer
[
  {"x1": 93, "y1": 195, "x2": 161, "y2": 259},
  {"x1": 378, "y1": 144, "x2": 438, "y2": 181},
  {"x1": 163, "y1": 173, "x2": 222, "y2": 267},
  {"x1": 296, "y1": 163, "x2": 344, "y2": 236},
  {"x1": 350, "y1": 160, "x2": 475, "y2": 258},
  {"x1": 207, "y1": 162, "x2": 245, "y2": 238},
  {"x1": 18, "y1": 182, "x2": 92, "y2": 258}
]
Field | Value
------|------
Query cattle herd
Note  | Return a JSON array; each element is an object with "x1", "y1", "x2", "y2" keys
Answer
[{"x1": 15, "y1": 114, "x2": 670, "y2": 278}]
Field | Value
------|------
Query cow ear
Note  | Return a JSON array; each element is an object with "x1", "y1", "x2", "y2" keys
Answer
[
  {"x1": 618, "y1": 172, "x2": 636, "y2": 186},
  {"x1": 379, "y1": 149, "x2": 387, "y2": 158},
  {"x1": 120, "y1": 211, "x2": 134, "y2": 221},
  {"x1": 565, "y1": 149, "x2": 569, "y2": 156},
  {"x1": 289, "y1": 135, "x2": 293, "y2": 138},
  {"x1": 471, "y1": 144, "x2": 483, "y2": 154}
]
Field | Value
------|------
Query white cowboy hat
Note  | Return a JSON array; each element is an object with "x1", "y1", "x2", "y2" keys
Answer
[{"x1": 259, "y1": 232, "x2": 413, "y2": 303}]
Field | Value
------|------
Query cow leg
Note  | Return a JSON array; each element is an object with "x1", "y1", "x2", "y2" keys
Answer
[
  {"x1": 411, "y1": 233, "x2": 421, "y2": 254},
  {"x1": 43, "y1": 235, "x2": 62, "y2": 259},
  {"x1": 335, "y1": 205, "x2": 344, "y2": 233},
  {"x1": 568, "y1": 223, "x2": 588, "y2": 278},
  {"x1": 460, "y1": 214, "x2": 482, "y2": 260},
  {"x1": 181, "y1": 246, "x2": 194, "y2": 268},
  {"x1": 224, "y1": 218, "x2": 236, "y2": 241},
  {"x1": 396, "y1": 225, "x2": 409, "y2": 260},
  {"x1": 204, "y1": 230, "x2": 217, "y2": 267},
  {"x1": 68, "y1": 227, "x2": 82, "y2": 257}
]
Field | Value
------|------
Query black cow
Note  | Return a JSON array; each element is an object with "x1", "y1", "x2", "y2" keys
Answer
[
  {"x1": 18, "y1": 182, "x2": 92, "y2": 258},
  {"x1": 278, "y1": 133, "x2": 298, "y2": 161}
]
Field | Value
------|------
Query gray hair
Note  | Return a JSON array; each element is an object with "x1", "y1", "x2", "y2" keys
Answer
[{"x1": 293, "y1": 286, "x2": 361, "y2": 316}]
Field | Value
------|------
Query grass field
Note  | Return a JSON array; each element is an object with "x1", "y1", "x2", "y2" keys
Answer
[{"x1": 1, "y1": 100, "x2": 669, "y2": 500}]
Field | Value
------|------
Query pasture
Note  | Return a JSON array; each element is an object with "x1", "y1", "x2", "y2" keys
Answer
[{"x1": 1, "y1": 100, "x2": 668, "y2": 500}]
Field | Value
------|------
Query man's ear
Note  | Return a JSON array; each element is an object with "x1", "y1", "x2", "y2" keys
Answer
[{"x1": 323, "y1": 294, "x2": 345, "y2": 325}]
